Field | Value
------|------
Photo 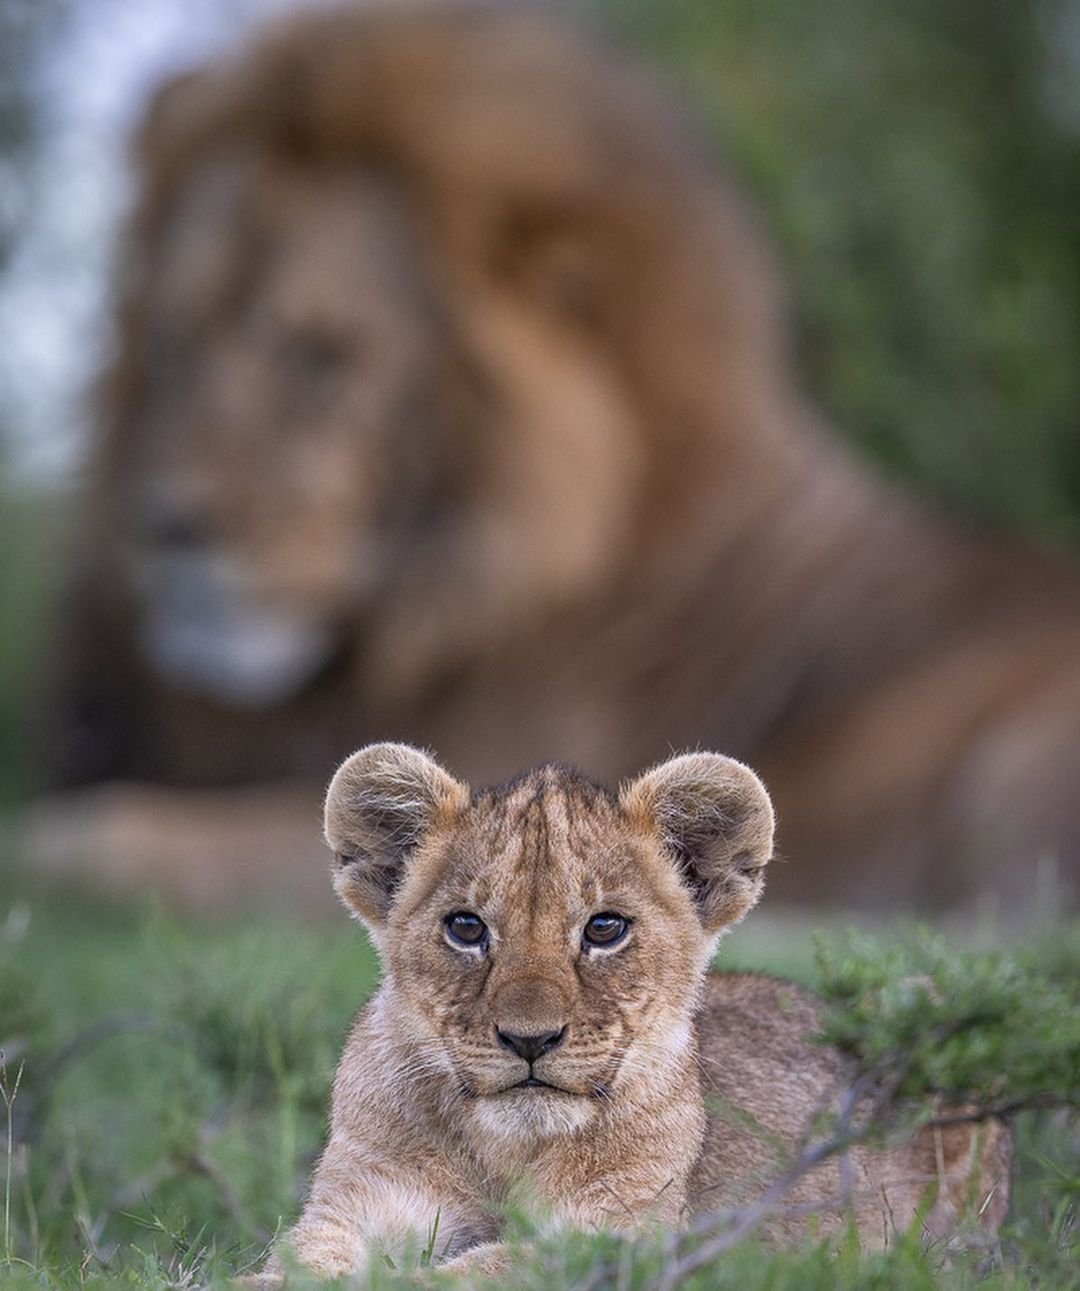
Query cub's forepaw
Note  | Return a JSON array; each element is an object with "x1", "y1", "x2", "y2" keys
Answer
[{"x1": 434, "y1": 1241, "x2": 524, "y2": 1280}]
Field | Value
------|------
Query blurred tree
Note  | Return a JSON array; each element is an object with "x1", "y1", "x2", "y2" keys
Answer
[
  {"x1": 0, "y1": 0, "x2": 66, "y2": 470},
  {"x1": 0, "y1": 2, "x2": 66, "y2": 805},
  {"x1": 596, "y1": 0, "x2": 1080, "y2": 548}
]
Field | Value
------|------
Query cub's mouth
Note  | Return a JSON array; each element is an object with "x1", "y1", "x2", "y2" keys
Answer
[
  {"x1": 509, "y1": 1077, "x2": 563, "y2": 1092},
  {"x1": 493, "y1": 1075, "x2": 607, "y2": 1099}
]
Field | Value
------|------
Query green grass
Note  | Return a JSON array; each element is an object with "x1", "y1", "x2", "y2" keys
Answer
[{"x1": 1, "y1": 880, "x2": 1077, "y2": 1288}]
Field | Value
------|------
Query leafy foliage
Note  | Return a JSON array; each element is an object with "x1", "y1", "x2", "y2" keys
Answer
[{"x1": 815, "y1": 928, "x2": 1080, "y2": 1114}]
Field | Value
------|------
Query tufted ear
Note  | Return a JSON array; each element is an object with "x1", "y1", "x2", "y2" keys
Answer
[
  {"x1": 324, "y1": 743, "x2": 468, "y2": 924},
  {"x1": 621, "y1": 752, "x2": 774, "y2": 933}
]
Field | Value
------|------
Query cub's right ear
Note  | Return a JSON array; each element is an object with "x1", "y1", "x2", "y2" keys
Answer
[{"x1": 324, "y1": 743, "x2": 468, "y2": 924}]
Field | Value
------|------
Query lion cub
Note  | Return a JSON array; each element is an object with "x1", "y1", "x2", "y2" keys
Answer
[{"x1": 269, "y1": 745, "x2": 1009, "y2": 1278}]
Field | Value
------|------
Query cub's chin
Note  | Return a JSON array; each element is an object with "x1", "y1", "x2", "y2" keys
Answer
[{"x1": 470, "y1": 1086, "x2": 597, "y2": 1141}]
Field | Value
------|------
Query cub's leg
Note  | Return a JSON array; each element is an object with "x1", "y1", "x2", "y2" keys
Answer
[
  {"x1": 267, "y1": 1146, "x2": 496, "y2": 1280},
  {"x1": 436, "y1": 1137, "x2": 695, "y2": 1278}
]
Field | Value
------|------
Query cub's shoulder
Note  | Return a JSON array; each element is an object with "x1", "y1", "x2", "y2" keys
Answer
[
  {"x1": 697, "y1": 971, "x2": 852, "y2": 1098},
  {"x1": 701, "y1": 970, "x2": 824, "y2": 1032}
]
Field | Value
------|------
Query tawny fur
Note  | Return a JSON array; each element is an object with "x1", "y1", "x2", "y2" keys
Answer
[
  {"x1": 39, "y1": 3, "x2": 1080, "y2": 914},
  {"x1": 263, "y1": 744, "x2": 1009, "y2": 1279}
]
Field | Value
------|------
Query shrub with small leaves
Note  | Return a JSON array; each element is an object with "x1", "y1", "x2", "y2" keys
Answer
[{"x1": 814, "y1": 928, "x2": 1080, "y2": 1118}]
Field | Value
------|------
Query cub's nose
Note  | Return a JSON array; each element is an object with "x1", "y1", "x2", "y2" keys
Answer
[{"x1": 495, "y1": 1026, "x2": 567, "y2": 1063}]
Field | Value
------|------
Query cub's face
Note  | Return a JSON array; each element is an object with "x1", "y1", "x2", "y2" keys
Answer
[
  {"x1": 384, "y1": 770, "x2": 706, "y2": 1139},
  {"x1": 324, "y1": 744, "x2": 774, "y2": 1140}
]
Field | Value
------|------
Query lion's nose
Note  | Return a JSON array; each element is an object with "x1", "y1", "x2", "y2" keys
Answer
[
  {"x1": 139, "y1": 477, "x2": 214, "y2": 551},
  {"x1": 495, "y1": 1026, "x2": 567, "y2": 1063},
  {"x1": 145, "y1": 509, "x2": 208, "y2": 550}
]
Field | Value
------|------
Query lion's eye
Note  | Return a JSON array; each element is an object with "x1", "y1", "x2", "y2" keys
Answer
[
  {"x1": 278, "y1": 331, "x2": 352, "y2": 407},
  {"x1": 583, "y1": 913, "x2": 630, "y2": 948},
  {"x1": 444, "y1": 911, "x2": 488, "y2": 949}
]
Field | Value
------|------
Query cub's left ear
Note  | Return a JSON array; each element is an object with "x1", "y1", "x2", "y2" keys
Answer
[{"x1": 621, "y1": 752, "x2": 775, "y2": 933}]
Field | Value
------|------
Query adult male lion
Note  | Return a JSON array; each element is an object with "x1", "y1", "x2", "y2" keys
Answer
[{"x1": 41, "y1": 3, "x2": 1080, "y2": 912}]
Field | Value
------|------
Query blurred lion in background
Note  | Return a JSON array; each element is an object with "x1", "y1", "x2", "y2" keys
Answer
[{"x1": 37, "y1": 3, "x2": 1080, "y2": 914}]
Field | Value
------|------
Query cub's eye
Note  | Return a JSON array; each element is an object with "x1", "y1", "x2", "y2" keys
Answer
[
  {"x1": 444, "y1": 911, "x2": 488, "y2": 949},
  {"x1": 583, "y1": 913, "x2": 630, "y2": 948}
]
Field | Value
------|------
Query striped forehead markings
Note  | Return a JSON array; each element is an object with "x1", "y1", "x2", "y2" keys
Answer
[{"x1": 464, "y1": 765, "x2": 627, "y2": 924}]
